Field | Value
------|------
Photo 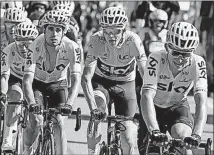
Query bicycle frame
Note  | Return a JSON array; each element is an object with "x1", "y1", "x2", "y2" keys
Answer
[{"x1": 1, "y1": 100, "x2": 28, "y2": 154}]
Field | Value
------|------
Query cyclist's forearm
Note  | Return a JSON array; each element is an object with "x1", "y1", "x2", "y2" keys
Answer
[
  {"x1": 141, "y1": 91, "x2": 159, "y2": 132},
  {"x1": 67, "y1": 73, "x2": 81, "y2": 106},
  {"x1": 193, "y1": 93, "x2": 207, "y2": 136},
  {"x1": 81, "y1": 77, "x2": 96, "y2": 111},
  {"x1": 23, "y1": 75, "x2": 35, "y2": 104},
  {"x1": 1, "y1": 74, "x2": 9, "y2": 94}
]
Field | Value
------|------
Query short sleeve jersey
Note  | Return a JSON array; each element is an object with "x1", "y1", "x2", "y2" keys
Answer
[
  {"x1": 143, "y1": 50, "x2": 208, "y2": 108},
  {"x1": 85, "y1": 30, "x2": 147, "y2": 81},
  {"x1": 24, "y1": 34, "x2": 82, "y2": 83},
  {"x1": 1, "y1": 42, "x2": 25, "y2": 79}
]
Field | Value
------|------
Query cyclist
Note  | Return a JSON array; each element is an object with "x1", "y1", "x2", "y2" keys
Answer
[
  {"x1": 1, "y1": 21, "x2": 38, "y2": 151},
  {"x1": 22, "y1": 10, "x2": 82, "y2": 155},
  {"x1": 81, "y1": 7, "x2": 147, "y2": 155},
  {"x1": 139, "y1": 22, "x2": 208, "y2": 155},
  {"x1": 136, "y1": 9, "x2": 168, "y2": 151},
  {"x1": 0, "y1": 7, "x2": 29, "y2": 150}
]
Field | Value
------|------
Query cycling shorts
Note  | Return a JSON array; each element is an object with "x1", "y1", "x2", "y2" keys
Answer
[
  {"x1": 92, "y1": 74, "x2": 137, "y2": 116},
  {"x1": 8, "y1": 74, "x2": 22, "y2": 88},
  {"x1": 32, "y1": 79, "x2": 68, "y2": 108}
]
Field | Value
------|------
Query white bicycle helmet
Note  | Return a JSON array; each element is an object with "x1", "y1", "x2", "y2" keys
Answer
[
  {"x1": 52, "y1": 4, "x2": 75, "y2": 16},
  {"x1": 4, "y1": 7, "x2": 26, "y2": 23},
  {"x1": 148, "y1": 9, "x2": 168, "y2": 28},
  {"x1": 166, "y1": 22, "x2": 199, "y2": 50},
  {"x1": 41, "y1": 10, "x2": 69, "y2": 28},
  {"x1": 30, "y1": 1, "x2": 49, "y2": 9},
  {"x1": 14, "y1": 22, "x2": 39, "y2": 39},
  {"x1": 99, "y1": 7, "x2": 128, "y2": 29}
]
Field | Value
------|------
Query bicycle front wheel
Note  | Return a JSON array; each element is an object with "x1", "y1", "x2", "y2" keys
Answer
[{"x1": 43, "y1": 133, "x2": 56, "y2": 155}]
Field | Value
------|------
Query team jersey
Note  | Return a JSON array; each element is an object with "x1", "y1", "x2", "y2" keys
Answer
[
  {"x1": 85, "y1": 30, "x2": 147, "y2": 81},
  {"x1": 1, "y1": 42, "x2": 25, "y2": 79},
  {"x1": 1, "y1": 28, "x2": 9, "y2": 52},
  {"x1": 24, "y1": 34, "x2": 82, "y2": 83},
  {"x1": 138, "y1": 27, "x2": 167, "y2": 56},
  {"x1": 143, "y1": 50, "x2": 207, "y2": 108}
]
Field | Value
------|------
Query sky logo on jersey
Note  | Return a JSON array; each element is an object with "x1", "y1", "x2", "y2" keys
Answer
[
  {"x1": 26, "y1": 50, "x2": 33, "y2": 65},
  {"x1": 97, "y1": 58, "x2": 135, "y2": 77},
  {"x1": 1, "y1": 52, "x2": 7, "y2": 66},
  {"x1": 148, "y1": 56, "x2": 158, "y2": 77},
  {"x1": 198, "y1": 61, "x2": 207, "y2": 79}
]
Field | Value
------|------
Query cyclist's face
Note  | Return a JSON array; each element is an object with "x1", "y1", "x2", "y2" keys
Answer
[
  {"x1": 15, "y1": 40, "x2": 33, "y2": 58},
  {"x1": 167, "y1": 43, "x2": 193, "y2": 71},
  {"x1": 103, "y1": 28, "x2": 123, "y2": 47},
  {"x1": 153, "y1": 19, "x2": 165, "y2": 32},
  {"x1": 45, "y1": 25, "x2": 64, "y2": 46},
  {"x1": 4, "y1": 22, "x2": 19, "y2": 42}
]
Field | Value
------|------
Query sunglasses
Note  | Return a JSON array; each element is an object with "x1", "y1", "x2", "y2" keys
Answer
[
  {"x1": 168, "y1": 43, "x2": 193, "y2": 59},
  {"x1": 103, "y1": 28, "x2": 123, "y2": 36},
  {"x1": 153, "y1": 19, "x2": 166, "y2": 24},
  {"x1": 15, "y1": 40, "x2": 33, "y2": 48}
]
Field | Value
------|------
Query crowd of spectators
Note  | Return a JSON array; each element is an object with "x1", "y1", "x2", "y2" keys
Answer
[{"x1": 1, "y1": 1, "x2": 213, "y2": 95}]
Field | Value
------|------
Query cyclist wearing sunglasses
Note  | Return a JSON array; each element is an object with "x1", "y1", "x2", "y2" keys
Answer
[
  {"x1": 81, "y1": 7, "x2": 147, "y2": 155},
  {"x1": 1, "y1": 22, "x2": 38, "y2": 151},
  {"x1": 139, "y1": 22, "x2": 208, "y2": 155},
  {"x1": 22, "y1": 10, "x2": 82, "y2": 155}
]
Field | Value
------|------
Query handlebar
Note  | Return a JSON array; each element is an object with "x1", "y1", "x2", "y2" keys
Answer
[
  {"x1": 30, "y1": 107, "x2": 81, "y2": 131},
  {"x1": 168, "y1": 138, "x2": 212, "y2": 149},
  {"x1": 106, "y1": 113, "x2": 140, "y2": 122}
]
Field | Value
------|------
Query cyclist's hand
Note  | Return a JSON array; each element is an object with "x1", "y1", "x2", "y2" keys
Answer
[
  {"x1": 90, "y1": 108, "x2": 106, "y2": 121},
  {"x1": 184, "y1": 134, "x2": 201, "y2": 149},
  {"x1": 150, "y1": 130, "x2": 168, "y2": 146},
  {"x1": 60, "y1": 103, "x2": 72, "y2": 114},
  {"x1": 0, "y1": 92, "x2": 7, "y2": 106},
  {"x1": 29, "y1": 103, "x2": 41, "y2": 113}
]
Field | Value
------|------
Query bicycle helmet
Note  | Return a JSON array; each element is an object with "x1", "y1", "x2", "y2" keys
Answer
[
  {"x1": 14, "y1": 22, "x2": 39, "y2": 39},
  {"x1": 99, "y1": 7, "x2": 128, "y2": 29},
  {"x1": 41, "y1": 10, "x2": 69, "y2": 28},
  {"x1": 148, "y1": 9, "x2": 168, "y2": 28},
  {"x1": 52, "y1": 4, "x2": 75, "y2": 16},
  {"x1": 166, "y1": 22, "x2": 199, "y2": 50},
  {"x1": 4, "y1": 7, "x2": 26, "y2": 23}
]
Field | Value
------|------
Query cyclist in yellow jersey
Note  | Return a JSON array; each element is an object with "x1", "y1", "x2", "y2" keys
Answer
[
  {"x1": 139, "y1": 22, "x2": 208, "y2": 155},
  {"x1": 81, "y1": 7, "x2": 147, "y2": 155},
  {"x1": 22, "y1": 10, "x2": 82, "y2": 155}
]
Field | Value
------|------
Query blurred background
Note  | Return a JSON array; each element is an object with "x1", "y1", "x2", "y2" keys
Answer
[{"x1": 1, "y1": 1, "x2": 213, "y2": 96}]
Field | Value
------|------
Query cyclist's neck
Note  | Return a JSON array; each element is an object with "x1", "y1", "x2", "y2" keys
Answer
[{"x1": 45, "y1": 42, "x2": 60, "y2": 54}]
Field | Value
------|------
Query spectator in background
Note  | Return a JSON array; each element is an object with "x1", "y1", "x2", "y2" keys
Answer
[
  {"x1": 200, "y1": 1, "x2": 214, "y2": 97},
  {"x1": 134, "y1": 1, "x2": 180, "y2": 32},
  {"x1": 27, "y1": 1, "x2": 50, "y2": 26}
]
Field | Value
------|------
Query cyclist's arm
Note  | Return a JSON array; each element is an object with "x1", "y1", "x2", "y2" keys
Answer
[
  {"x1": 132, "y1": 33, "x2": 147, "y2": 78},
  {"x1": 192, "y1": 56, "x2": 208, "y2": 136},
  {"x1": 141, "y1": 52, "x2": 161, "y2": 132},
  {"x1": 1, "y1": 47, "x2": 11, "y2": 94},
  {"x1": 67, "y1": 45, "x2": 83, "y2": 106},
  {"x1": 141, "y1": 89, "x2": 160, "y2": 132},
  {"x1": 22, "y1": 49, "x2": 36, "y2": 105},
  {"x1": 81, "y1": 38, "x2": 98, "y2": 111}
]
